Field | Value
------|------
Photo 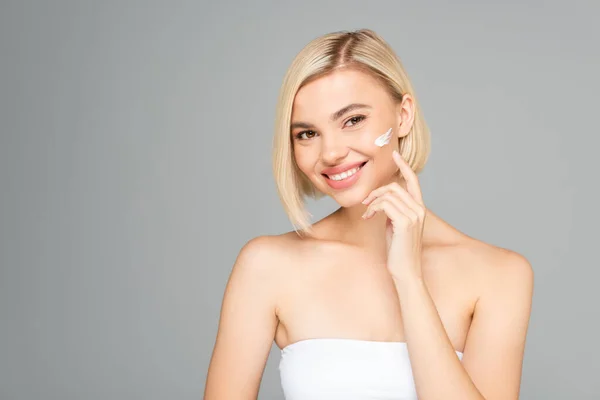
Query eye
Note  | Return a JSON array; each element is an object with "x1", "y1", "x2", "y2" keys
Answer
[
  {"x1": 345, "y1": 115, "x2": 366, "y2": 127},
  {"x1": 295, "y1": 130, "x2": 318, "y2": 140}
]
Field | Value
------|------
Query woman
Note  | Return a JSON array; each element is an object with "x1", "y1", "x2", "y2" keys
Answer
[{"x1": 204, "y1": 29, "x2": 534, "y2": 400}]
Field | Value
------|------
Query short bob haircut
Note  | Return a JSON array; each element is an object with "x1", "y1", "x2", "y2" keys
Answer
[{"x1": 272, "y1": 29, "x2": 431, "y2": 236}]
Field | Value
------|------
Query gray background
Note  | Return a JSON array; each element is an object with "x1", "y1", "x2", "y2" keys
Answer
[{"x1": 1, "y1": 0, "x2": 598, "y2": 399}]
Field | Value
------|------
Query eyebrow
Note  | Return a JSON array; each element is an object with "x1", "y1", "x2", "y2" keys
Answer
[{"x1": 290, "y1": 103, "x2": 372, "y2": 130}]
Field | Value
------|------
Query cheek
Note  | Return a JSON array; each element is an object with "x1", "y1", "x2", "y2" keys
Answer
[
  {"x1": 357, "y1": 131, "x2": 395, "y2": 159},
  {"x1": 373, "y1": 128, "x2": 393, "y2": 147},
  {"x1": 354, "y1": 127, "x2": 394, "y2": 151},
  {"x1": 347, "y1": 131, "x2": 378, "y2": 153},
  {"x1": 369, "y1": 142, "x2": 397, "y2": 173},
  {"x1": 293, "y1": 147, "x2": 315, "y2": 174}
]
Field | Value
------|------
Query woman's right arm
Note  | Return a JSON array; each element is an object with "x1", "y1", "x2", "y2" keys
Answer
[{"x1": 203, "y1": 236, "x2": 280, "y2": 400}]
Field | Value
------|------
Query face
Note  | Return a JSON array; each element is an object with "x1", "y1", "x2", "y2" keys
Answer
[{"x1": 290, "y1": 68, "x2": 414, "y2": 207}]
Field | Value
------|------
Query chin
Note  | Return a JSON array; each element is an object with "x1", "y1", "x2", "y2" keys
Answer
[
  {"x1": 318, "y1": 182, "x2": 371, "y2": 208},
  {"x1": 333, "y1": 196, "x2": 365, "y2": 208}
]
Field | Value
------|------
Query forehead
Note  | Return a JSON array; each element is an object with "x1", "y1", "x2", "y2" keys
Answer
[{"x1": 292, "y1": 68, "x2": 388, "y2": 119}]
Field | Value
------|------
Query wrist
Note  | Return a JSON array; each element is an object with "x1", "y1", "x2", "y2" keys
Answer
[{"x1": 392, "y1": 272, "x2": 424, "y2": 290}]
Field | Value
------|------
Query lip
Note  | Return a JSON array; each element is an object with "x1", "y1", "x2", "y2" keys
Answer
[
  {"x1": 322, "y1": 161, "x2": 367, "y2": 190},
  {"x1": 321, "y1": 161, "x2": 366, "y2": 175}
]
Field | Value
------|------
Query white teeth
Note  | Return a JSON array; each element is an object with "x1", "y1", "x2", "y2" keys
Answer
[{"x1": 327, "y1": 165, "x2": 363, "y2": 181}]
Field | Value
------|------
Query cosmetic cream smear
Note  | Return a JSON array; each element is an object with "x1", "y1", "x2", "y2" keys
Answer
[{"x1": 374, "y1": 128, "x2": 393, "y2": 147}]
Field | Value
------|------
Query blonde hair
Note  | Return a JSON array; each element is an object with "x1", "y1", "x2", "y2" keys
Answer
[{"x1": 272, "y1": 29, "x2": 431, "y2": 236}]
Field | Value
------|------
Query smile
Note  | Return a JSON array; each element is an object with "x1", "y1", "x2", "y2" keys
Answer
[
  {"x1": 325, "y1": 162, "x2": 366, "y2": 181},
  {"x1": 321, "y1": 161, "x2": 368, "y2": 190}
]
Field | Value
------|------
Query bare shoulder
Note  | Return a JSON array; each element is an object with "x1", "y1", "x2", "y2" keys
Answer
[
  {"x1": 231, "y1": 232, "x2": 307, "y2": 287},
  {"x1": 452, "y1": 238, "x2": 534, "y2": 399},
  {"x1": 204, "y1": 232, "x2": 305, "y2": 399},
  {"x1": 236, "y1": 231, "x2": 306, "y2": 268},
  {"x1": 450, "y1": 236, "x2": 534, "y2": 298}
]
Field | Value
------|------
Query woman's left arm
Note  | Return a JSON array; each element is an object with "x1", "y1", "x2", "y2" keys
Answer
[
  {"x1": 394, "y1": 251, "x2": 533, "y2": 400},
  {"x1": 361, "y1": 150, "x2": 534, "y2": 400}
]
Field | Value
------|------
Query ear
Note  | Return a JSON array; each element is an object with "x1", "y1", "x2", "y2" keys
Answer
[{"x1": 394, "y1": 93, "x2": 416, "y2": 138}]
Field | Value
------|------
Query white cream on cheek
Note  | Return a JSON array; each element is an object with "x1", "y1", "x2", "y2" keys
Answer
[{"x1": 374, "y1": 128, "x2": 393, "y2": 147}]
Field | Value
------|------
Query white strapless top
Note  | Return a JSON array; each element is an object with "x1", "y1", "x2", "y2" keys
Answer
[{"x1": 279, "y1": 338, "x2": 463, "y2": 400}]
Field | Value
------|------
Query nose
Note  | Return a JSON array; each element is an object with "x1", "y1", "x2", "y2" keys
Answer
[{"x1": 320, "y1": 133, "x2": 349, "y2": 165}]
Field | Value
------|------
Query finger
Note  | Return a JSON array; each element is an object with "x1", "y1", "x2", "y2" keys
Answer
[
  {"x1": 362, "y1": 197, "x2": 404, "y2": 222},
  {"x1": 362, "y1": 183, "x2": 423, "y2": 216},
  {"x1": 362, "y1": 193, "x2": 391, "y2": 219},
  {"x1": 366, "y1": 200, "x2": 417, "y2": 231},
  {"x1": 363, "y1": 192, "x2": 418, "y2": 222},
  {"x1": 362, "y1": 183, "x2": 403, "y2": 205},
  {"x1": 392, "y1": 150, "x2": 424, "y2": 204},
  {"x1": 368, "y1": 182, "x2": 422, "y2": 212}
]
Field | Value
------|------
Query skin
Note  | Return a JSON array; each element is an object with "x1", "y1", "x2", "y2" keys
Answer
[{"x1": 204, "y1": 68, "x2": 534, "y2": 400}]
